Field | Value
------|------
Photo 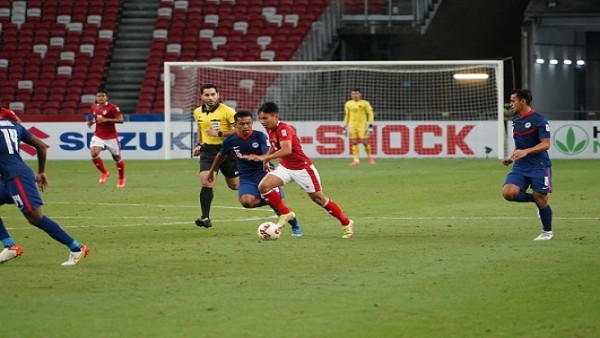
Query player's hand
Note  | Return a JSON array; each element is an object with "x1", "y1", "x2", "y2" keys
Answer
[
  {"x1": 502, "y1": 158, "x2": 513, "y2": 166},
  {"x1": 86, "y1": 120, "x2": 95, "y2": 128},
  {"x1": 367, "y1": 124, "x2": 374, "y2": 136},
  {"x1": 36, "y1": 172, "x2": 49, "y2": 192},
  {"x1": 206, "y1": 171, "x2": 215, "y2": 183},
  {"x1": 193, "y1": 144, "x2": 205, "y2": 157},
  {"x1": 342, "y1": 125, "x2": 348, "y2": 136}
]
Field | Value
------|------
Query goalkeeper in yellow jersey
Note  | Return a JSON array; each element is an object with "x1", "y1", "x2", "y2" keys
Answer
[{"x1": 343, "y1": 88, "x2": 375, "y2": 165}]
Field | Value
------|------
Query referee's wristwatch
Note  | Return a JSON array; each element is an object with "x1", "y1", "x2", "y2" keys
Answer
[{"x1": 217, "y1": 131, "x2": 223, "y2": 137}]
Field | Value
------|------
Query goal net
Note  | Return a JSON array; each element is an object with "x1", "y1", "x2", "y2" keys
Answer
[{"x1": 163, "y1": 61, "x2": 504, "y2": 159}]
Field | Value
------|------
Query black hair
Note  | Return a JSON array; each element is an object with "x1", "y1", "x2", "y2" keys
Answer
[
  {"x1": 258, "y1": 102, "x2": 279, "y2": 114},
  {"x1": 510, "y1": 89, "x2": 532, "y2": 105},
  {"x1": 200, "y1": 83, "x2": 218, "y2": 93},
  {"x1": 96, "y1": 89, "x2": 107, "y2": 95},
  {"x1": 234, "y1": 110, "x2": 253, "y2": 121}
]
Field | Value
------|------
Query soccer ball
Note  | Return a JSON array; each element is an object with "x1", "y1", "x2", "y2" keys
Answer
[{"x1": 257, "y1": 221, "x2": 280, "y2": 240}]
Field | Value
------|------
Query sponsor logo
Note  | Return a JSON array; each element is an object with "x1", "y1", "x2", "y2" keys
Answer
[
  {"x1": 553, "y1": 124, "x2": 589, "y2": 155},
  {"x1": 21, "y1": 127, "x2": 50, "y2": 156}
]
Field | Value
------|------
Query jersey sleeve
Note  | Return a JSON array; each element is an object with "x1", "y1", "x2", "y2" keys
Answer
[
  {"x1": 365, "y1": 100, "x2": 374, "y2": 124},
  {"x1": 343, "y1": 101, "x2": 350, "y2": 125},
  {"x1": 220, "y1": 135, "x2": 233, "y2": 154},
  {"x1": 538, "y1": 117, "x2": 551, "y2": 139}
]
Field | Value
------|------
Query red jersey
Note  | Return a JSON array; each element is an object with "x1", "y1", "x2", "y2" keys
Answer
[
  {"x1": 267, "y1": 121, "x2": 312, "y2": 170},
  {"x1": 91, "y1": 102, "x2": 121, "y2": 139},
  {"x1": 0, "y1": 108, "x2": 19, "y2": 122}
]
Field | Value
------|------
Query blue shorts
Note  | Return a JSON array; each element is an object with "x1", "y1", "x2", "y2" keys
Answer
[
  {"x1": 504, "y1": 167, "x2": 552, "y2": 194},
  {"x1": 0, "y1": 174, "x2": 44, "y2": 213},
  {"x1": 238, "y1": 172, "x2": 284, "y2": 200}
]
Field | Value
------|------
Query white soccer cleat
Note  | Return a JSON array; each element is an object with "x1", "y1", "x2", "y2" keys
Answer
[
  {"x1": 533, "y1": 231, "x2": 553, "y2": 241},
  {"x1": 342, "y1": 219, "x2": 354, "y2": 239},
  {"x1": 0, "y1": 245, "x2": 23, "y2": 264},
  {"x1": 62, "y1": 244, "x2": 89, "y2": 266}
]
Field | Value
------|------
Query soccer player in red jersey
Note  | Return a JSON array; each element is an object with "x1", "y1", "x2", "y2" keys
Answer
[
  {"x1": 86, "y1": 89, "x2": 126, "y2": 188},
  {"x1": 243, "y1": 102, "x2": 354, "y2": 239}
]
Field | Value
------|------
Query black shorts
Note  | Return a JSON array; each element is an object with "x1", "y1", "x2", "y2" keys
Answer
[{"x1": 199, "y1": 144, "x2": 239, "y2": 178}]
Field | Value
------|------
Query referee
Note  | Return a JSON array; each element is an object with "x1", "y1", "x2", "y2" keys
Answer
[{"x1": 192, "y1": 83, "x2": 239, "y2": 228}]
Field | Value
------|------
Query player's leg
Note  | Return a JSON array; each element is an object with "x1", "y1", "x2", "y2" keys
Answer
[
  {"x1": 238, "y1": 180, "x2": 266, "y2": 208},
  {"x1": 348, "y1": 125, "x2": 361, "y2": 165},
  {"x1": 258, "y1": 169, "x2": 293, "y2": 228},
  {"x1": 531, "y1": 168, "x2": 553, "y2": 240},
  {"x1": 294, "y1": 165, "x2": 353, "y2": 238},
  {"x1": 0, "y1": 217, "x2": 22, "y2": 263},
  {"x1": 220, "y1": 153, "x2": 240, "y2": 191},
  {"x1": 8, "y1": 176, "x2": 88, "y2": 265},
  {"x1": 106, "y1": 138, "x2": 125, "y2": 188},
  {"x1": 502, "y1": 171, "x2": 533, "y2": 202},
  {"x1": 90, "y1": 136, "x2": 109, "y2": 183},
  {"x1": 357, "y1": 127, "x2": 374, "y2": 164},
  {"x1": 195, "y1": 146, "x2": 219, "y2": 228},
  {"x1": 0, "y1": 186, "x2": 22, "y2": 263}
]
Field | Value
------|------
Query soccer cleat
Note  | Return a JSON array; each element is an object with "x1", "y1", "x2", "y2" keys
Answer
[
  {"x1": 367, "y1": 157, "x2": 375, "y2": 165},
  {"x1": 533, "y1": 231, "x2": 553, "y2": 241},
  {"x1": 61, "y1": 244, "x2": 89, "y2": 266},
  {"x1": 277, "y1": 212, "x2": 295, "y2": 228},
  {"x1": 349, "y1": 160, "x2": 360, "y2": 166},
  {"x1": 98, "y1": 172, "x2": 110, "y2": 184},
  {"x1": 291, "y1": 226, "x2": 303, "y2": 237},
  {"x1": 342, "y1": 219, "x2": 354, "y2": 239},
  {"x1": 0, "y1": 245, "x2": 23, "y2": 264},
  {"x1": 195, "y1": 217, "x2": 212, "y2": 228},
  {"x1": 117, "y1": 177, "x2": 126, "y2": 188}
]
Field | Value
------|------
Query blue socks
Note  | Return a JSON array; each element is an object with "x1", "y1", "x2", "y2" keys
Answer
[
  {"x1": 33, "y1": 216, "x2": 76, "y2": 247},
  {"x1": 538, "y1": 205, "x2": 552, "y2": 232},
  {"x1": 515, "y1": 191, "x2": 534, "y2": 202},
  {"x1": 0, "y1": 218, "x2": 16, "y2": 248}
]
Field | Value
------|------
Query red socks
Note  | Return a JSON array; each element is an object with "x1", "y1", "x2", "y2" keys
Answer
[{"x1": 262, "y1": 189, "x2": 291, "y2": 214}]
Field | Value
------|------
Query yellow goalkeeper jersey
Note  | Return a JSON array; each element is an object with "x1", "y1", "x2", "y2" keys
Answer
[
  {"x1": 344, "y1": 99, "x2": 374, "y2": 127},
  {"x1": 193, "y1": 102, "x2": 235, "y2": 145}
]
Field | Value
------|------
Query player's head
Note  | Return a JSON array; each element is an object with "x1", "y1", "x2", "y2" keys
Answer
[
  {"x1": 234, "y1": 110, "x2": 254, "y2": 136},
  {"x1": 96, "y1": 89, "x2": 108, "y2": 104},
  {"x1": 351, "y1": 88, "x2": 361, "y2": 101},
  {"x1": 200, "y1": 83, "x2": 219, "y2": 108},
  {"x1": 257, "y1": 102, "x2": 279, "y2": 130},
  {"x1": 509, "y1": 89, "x2": 532, "y2": 115},
  {"x1": 511, "y1": 89, "x2": 532, "y2": 104}
]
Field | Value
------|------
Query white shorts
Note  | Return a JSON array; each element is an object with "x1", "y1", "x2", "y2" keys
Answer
[
  {"x1": 90, "y1": 135, "x2": 121, "y2": 156},
  {"x1": 267, "y1": 164, "x2": 322, "y2": 193}
]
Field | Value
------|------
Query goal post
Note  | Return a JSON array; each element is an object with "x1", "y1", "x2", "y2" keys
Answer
[{"x1": 163, "y1": 61, "x2": 504, "y2": 160}]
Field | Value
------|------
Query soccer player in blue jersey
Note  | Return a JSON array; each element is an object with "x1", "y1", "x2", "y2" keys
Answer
[
  {"x1": 206, "y1": 111, "x2": 303, "y2": 236},
  {"x1": 0, "y1": 118, "x2": 89, "y2": 265},
  {"x1": 502, "y1": 89, "x2": 554, "y2": 241}
]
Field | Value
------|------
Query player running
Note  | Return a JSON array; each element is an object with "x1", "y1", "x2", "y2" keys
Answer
[
  {"x1": 86, "y1": 89, "x2": 126, "y2": 188},
  {"x1": 243, "y1": 102, "x2": 354, "y2": 239},
  {"x1": 502, "y1": 89, "x2": 554, "y2": 241},
  {"x1": 206, "y1": 111, "x2": 303, "y2": 236},
  {"x1": 0, "y1": 116, "x2": 89, "y2": 265}
]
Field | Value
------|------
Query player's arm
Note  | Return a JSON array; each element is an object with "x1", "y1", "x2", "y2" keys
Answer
[
  {"x1": 23, "y1": 134, "x2": 49, "y2": 191},
  {"x1": 510, "y1": 138, "x2": 551, "y2": 161},
  {"x1": 262, "y1": 140, "x2": 292, "y2": 161},
  {"x1": 97, "y1": 112, "x2": 124, "y2": 124},
  {"x1": 342, "y1": 102, "x2": 350, "y2": 136},
  {"x1": 366, "y1": 101, "x2": 374, "y2": 135}
]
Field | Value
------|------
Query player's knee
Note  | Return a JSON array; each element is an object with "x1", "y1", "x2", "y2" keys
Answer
[{"x1": 502, "y1": 190, "x2": 517, "y2": 201}]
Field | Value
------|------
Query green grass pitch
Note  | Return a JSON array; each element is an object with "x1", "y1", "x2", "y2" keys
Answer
[{"x1": 1, "y1": 158, "x2": 599, "y2": 337}]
